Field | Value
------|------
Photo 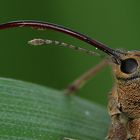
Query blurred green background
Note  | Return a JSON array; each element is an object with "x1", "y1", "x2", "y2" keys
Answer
[{"x1": 0, "y1": 0, "x2": 140, "y2": 106}]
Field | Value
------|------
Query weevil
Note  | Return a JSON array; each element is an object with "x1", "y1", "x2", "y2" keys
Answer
[{"x1": 0, "y1": 20, "x2": 139, "y2": 140}]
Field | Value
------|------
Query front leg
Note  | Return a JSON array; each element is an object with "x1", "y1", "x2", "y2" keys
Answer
[{"x1": 65, "y1": 60, "x2": 108, "y2": 94}]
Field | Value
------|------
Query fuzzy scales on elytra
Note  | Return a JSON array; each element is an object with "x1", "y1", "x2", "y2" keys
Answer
[{"x1": 108, "y1": 51, "x2": 140, "y2": 140}]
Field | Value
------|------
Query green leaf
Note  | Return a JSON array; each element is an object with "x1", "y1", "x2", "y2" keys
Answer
[{"x1": 0, "y1": 78, "x2": 110, "y2": 140}]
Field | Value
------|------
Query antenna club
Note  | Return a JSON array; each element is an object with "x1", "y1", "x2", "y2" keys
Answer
[
  {"x1": 28, "y1": 39, "x2": 52, "y2": 46},
  {"x1": 28, "y1": 38, "x2": 100, "y2": 56},
  {"x1": 0, "y1": 20, "x2": 115, "y2": 56}
]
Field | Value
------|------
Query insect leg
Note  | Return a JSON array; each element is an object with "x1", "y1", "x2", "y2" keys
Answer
[
  {"x1": 65, "y1": 59, "x2": 108, "y2": 94},
  {"x1": 28, "y1": 38, "x2": 107, "y2": 94}
]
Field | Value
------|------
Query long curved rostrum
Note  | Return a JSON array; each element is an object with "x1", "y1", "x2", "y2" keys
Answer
[{"x1": 0, "y1": 20, "x2": 121, "y2": 63}]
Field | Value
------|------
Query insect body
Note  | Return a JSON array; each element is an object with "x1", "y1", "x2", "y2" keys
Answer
[
  {"x1": 108, "y1": 52, "x2": 140, "y2": 140},
  {"x1": 0, "y1": 20, "x2": 139, "y2": 140}
]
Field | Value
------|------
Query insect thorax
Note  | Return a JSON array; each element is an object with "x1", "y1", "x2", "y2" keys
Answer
[{"x1": 117, "y1": 78, "x2": 140, "y2": 119}]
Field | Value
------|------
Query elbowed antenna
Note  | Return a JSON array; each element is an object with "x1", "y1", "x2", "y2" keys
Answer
[
  {"x1": 0, "y1": 20, "x2": 122, "y2": 62},
  {"x1": 28, "y1": 38, "x2": 100, "y2": 56}
]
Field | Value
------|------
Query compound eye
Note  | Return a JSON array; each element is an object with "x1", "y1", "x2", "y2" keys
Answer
[{"x1": 120, "y1": 58, "x2": 138, "y2": 74}]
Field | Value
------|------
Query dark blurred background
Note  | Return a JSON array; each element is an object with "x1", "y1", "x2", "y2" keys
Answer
[{"x1": 0, "y1": 0, "x2": 140, "y2": 106}]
